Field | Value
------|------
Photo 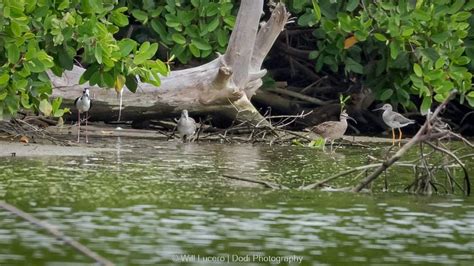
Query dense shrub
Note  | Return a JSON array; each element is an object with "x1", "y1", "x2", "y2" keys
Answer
[{"x1": 289, "y1": 0, "x2": 474, "y2": 112}]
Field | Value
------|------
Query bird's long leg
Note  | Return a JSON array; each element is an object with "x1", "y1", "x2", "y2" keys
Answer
[
  {"x1": 330, "y1": 139, "x2": 334, "y2": 153},
  {"x1": 398, "y1": 127, "x2": 402, "y2": 147},
  {"x1": 85, "y1": 111, "x2": 88, "y2": 143},
  {"x1": 391, "y1": 128, "x2": 395, "y2": 146},
  {"x1": 322, "y1": 139, "x2": 326, "y2": 152},
  {"x1": 117, "y1": 90, "x2": 123, "y2": 122},
  {"x1": 77, "y1": 112, "x2": 81, "y2": 143}
]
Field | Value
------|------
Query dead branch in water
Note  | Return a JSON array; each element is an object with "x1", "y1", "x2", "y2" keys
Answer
[
  {"x1": 222, "y1": 174, "x2": 289, "y2": 189},
  {"x1": 0, "y1": 201, "x2": 114, "y2": 266},
  {"x1": 352, "y1": 91, "x2": 471, "y2": 195}
]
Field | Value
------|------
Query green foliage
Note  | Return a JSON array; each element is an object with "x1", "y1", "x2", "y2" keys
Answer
[
  {"x1": 288, "y1": 0, "x2": 474, "y2": 112},
  {"x1": 308, "y1": 137, "x2": 326, "y2": 149},
  {"x1": 0, "y1": 0, "x2": 169, "y2": 119},
  {"x1": 120, "y1": 0, "x2": 237, "y2": 64},
  {"x1": 339, "y1": 94, "x2": 351, "y2": 111}
]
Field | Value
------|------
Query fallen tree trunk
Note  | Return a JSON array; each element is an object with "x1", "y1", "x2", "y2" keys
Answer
[{"x1": 50, "y1": 1, "x2": 289, "y2": 126}]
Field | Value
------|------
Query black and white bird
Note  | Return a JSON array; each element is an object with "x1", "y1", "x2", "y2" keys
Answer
[
  {"x1": 74, "y1": 88, "x2": 92, "y2": 143},
  {"x1": 177, "y1": 109, "x2": 196, "y2": 142}
]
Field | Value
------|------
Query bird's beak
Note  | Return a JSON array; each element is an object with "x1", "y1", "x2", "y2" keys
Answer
[
  {"x1": 348, "y1": 116, "x2": 357, "y2": 124},
  {"x1": 372, "y1": 107, "x2": 383, "y2": 111}
]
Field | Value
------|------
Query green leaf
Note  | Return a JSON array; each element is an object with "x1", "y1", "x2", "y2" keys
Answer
[
  {"x1": 374, "y1": 33, "x2": 387, "y2": 41},
  {"x1": 420, "y1": 48, "x2": 439, "y2": 62},
  {"x1": 125, "y1": 75, "x2": 138, "y2": 93},
  {"x1": 132, "y1": 10, "x2": 148, "y2": 23},
  {"x1": 51, "y1": 97, "x2": 62, "y2": 113},
  {"x1": 380, "y1": 89, "x2": 394, "y2": 100},
  {"x1": 80, "y1": 64, "x2": 99, "y2": 84},
  {"x1": 431, "y1": 32, "x2": 449, "y2": 44},
  {"x1": 153, "y1": 60, "x2": 168, "y2": 76},
  {"x1": 111, "y1": 10, "x2": 129, "y2": 27},
  {"x1": 188, "y1": 43, "x2": 200, "y2": 57},
  {"x1": 57, "y1": 46, "x2": 74, "y2": 70},
  {"x1": 10, "y1": 20, "x2": 22, "y2": 37},
  {"x1": 100, "y1": 72, "x2": 114, "y2": 88},
  {"x1": 448, "y1": 0, "x2": 465, "y2": 14},
  {"x1": 118, "y1": 39, "x2": 137, "y2": 57},
  {"x1": 466, "y1": 91, "x2": 474, "y2": 107},
  {"x1": 402, "y1": 28, "x2": 414, "y2": 37},
  {"x1": 192, "y1": 39, "x2": 212, "y2": 50},
  {"x1": 309, "y1": 51, "x2": 320, "y2": 59},
  {"x1": 207, "y1": 17, "x2": 219, "y2": 32},
  {"x1": 435, "y1": 58, "x2": 445, "y2": 69},
  {"x1": 95, "y1": 45, "x2": 103, "y2": 64},
  {"x1": 345, "y1": 57, "x2": 364, "y2": 74},
  {"x1": 0, "y1": 74, "x2": 10, "y2": 85},
  {"x1": 58, "y1": 0, "x2": 69, "y2": 10},
  {"x1": 420, "y1": 96, "x2": 432, "y2": 115},
  {"x1": 454, "y1": 56, "x2": 470, "y2": 65},
  {"x1": 39, "y1": 99, "x2": 52, "y2": 116},
  {"x1": 223, "y1": 16, "x2": 235, "y2": 27},
  {"x1": 7, "y1": 44, "x2": 20, "y2": 64},
  {"x1": 171, "y1": 33, "x2": 186, "y2": 45},
  {"x1": 454, "y1": 11, "x2": 471, "y2": 21},
  {"x1": 346, "y1": 0, "x2": 359, "y2": 12},
  {"x1": 216, "y1": 28, "x2": 228, "y2": 47},
  {"x1": 434, "y1": 93, "x2": 446, "y2": 102},
  {"x1": 133, "y1": 42, "x2": 157, "y2": 64},
  {"x1": 150, "y1": 19, "x2": 169, "y2": 41},
  {"x1": 413, "y1": 63, "x2": 423, "y2": 77},
  {"x1": 311, "y1": 0, "x2": 322, "y2": 21},
  {"x1": 390, "y1": 41, "x2": 399, "y2": 59}
]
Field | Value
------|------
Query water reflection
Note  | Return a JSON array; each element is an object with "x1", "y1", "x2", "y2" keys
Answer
[{"x1": 0, "y1": 138, "x2": 473, "y2": 265}]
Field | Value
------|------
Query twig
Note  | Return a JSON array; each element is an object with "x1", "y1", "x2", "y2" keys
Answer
[
  {"x1": 300, "y1": 163, "x2": 382, "y2": 190},
  {"x1": 425, "y1": 141, "x2": 470, "y2": 196},
  {"x1": 0, "y1": 201, "x2": 114, "y2": 266},
  {"x1": 266, "y1": 87, "x2": 328, "y2": 105},
  {"x1": 222, "y1": 174, "x2": 289, "y2": 189}
]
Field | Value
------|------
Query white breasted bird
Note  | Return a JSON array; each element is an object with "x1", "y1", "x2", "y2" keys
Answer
[
  {"x1": 373, "y1": 103, "x2": 415, "y2": 146},
  {"x1": 310, "y1": 110, "x2": 356, "y2": 152},
  {"x1": 74, "y1": 88, "x2": 92, "y2": 143},
  {"x1": 177, "y1": 109, "x2": 196, "y2": 142}
]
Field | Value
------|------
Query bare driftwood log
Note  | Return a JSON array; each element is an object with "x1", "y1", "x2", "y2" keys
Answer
[{"x1": 49, "y1": 2, "x2": 289, "y2": 126}]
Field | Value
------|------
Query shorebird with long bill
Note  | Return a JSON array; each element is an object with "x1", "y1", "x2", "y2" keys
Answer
[{"x1": 373, "y1": 103, "x2": 415, "y2": 146}]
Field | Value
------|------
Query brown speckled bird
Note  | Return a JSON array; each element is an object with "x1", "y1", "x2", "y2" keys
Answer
[{"x1": 311, "y1": 110, "x2": 356, "y2": 152}]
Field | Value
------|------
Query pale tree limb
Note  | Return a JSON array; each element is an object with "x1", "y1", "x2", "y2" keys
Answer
[{"x1": 225, "y1": 0, "x2": 263, "y2": 89}]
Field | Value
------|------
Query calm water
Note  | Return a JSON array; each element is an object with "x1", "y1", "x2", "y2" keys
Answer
[{"x1": 0, "y1": 138, "x2": 473, "y2": 265}]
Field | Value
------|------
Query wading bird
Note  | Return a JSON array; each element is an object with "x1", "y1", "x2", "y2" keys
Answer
[
  {"x1": 177, "y1": 109, "x2": 196, "y2": 142},
  {"x1": 373, "y1": 104, "x2": 414, "y2": 146},
  {"x1": 311, "y1": 110, "x2": 356, "y2": 152},
  {"x1": 74, "y1": 88, "x2": 91, "y2": 143}
]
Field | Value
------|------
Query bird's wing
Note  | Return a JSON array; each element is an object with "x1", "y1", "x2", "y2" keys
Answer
[
  {"x1": 74, "y1": 97, "x2": 79, "y2": 107},
  {"x1": 392, "y1": 113, "x2": 414, "y2": 124},
  {"x1": 311, "y1": 121, "x2": 332, "y2": 134}
]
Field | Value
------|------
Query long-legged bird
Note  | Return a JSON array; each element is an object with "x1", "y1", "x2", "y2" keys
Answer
[
  {"x1": 310, "y1": 110, "x2": 356, "y2": 152},
  {"x1": 74, "y1": 88, "x2": 91, "y2": 143},
  {"x1": 373, "y1": 104, "x2": 414, "y2": 146}
]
